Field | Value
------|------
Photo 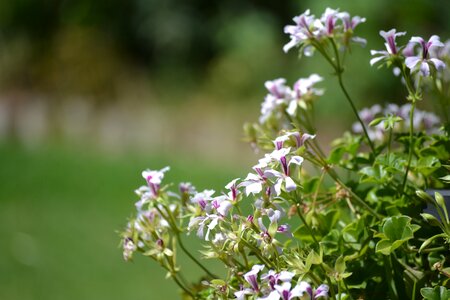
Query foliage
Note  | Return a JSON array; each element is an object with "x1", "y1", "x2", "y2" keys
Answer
[{"x1": 120, "y1": 7, "x2": 450, "y2": 299}]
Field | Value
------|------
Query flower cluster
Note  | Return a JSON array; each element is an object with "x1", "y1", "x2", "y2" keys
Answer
[
  {"x1": 235, "y1": 265, "x2": 328, "y2": 300},
  {"x1": 352, "y1": 103, "x2": 441, "y2": 142},
  {"x1": 284, "y1": 8, "x2": 366, "y2": 55},
  {"x1": 370, "y1": 29, "x2": 447, "y2": 77},
  {"x1": 260, "y1": 75, "x2": 323, "y2": 124}
]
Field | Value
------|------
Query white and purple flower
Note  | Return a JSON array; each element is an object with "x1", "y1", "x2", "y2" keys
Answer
[
  {"x1": 370, "y1": 29, "x2": 406, "y2": 66},
  {"x1": 405, "y1": 35, "x2": 446, "y2": 76}
]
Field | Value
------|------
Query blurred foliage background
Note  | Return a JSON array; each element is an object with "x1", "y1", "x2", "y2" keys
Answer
[{"x1": 0, "y1": 0, "x2": 449, "y2": 299}]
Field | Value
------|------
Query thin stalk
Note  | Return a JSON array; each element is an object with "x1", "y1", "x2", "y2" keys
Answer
[
  {"x1": 329, "y1": 39, "x2": 375, "y2": 154},
  {"x1": 176, "y1": 232, "x2": 217, "y2": 278},
  {"x1": 172, "y1": 273, "x2": 195, "y2": 298},
  {"x1": 305, "y1": 140, "x2": 382, "y2": 219},
  {"x1": 401, "y1": 101, "x2": 416, "y2": 192},
  {"x1": 240, "y1": 238, "x2": 276, "y2": 269},
  {"x1": 295, "y1": 203, "x2": 319, "y2": 246}
]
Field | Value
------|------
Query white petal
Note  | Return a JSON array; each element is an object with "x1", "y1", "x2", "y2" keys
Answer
[
  {"x1": 289, "y1": 156, "x2": 304, "y2": 166},
  {"x1": 420, "y1": 61, "x2": 430, "y2": 76},
  {"x1": 405, "y1": 56, "x2": 421, "y2": 69},
  {"x1": 246, "y1": 182, "x2": 263, "y2": 196},
  {"x1": 285, "y1": 177, "x2": 297, "y2": 192}
]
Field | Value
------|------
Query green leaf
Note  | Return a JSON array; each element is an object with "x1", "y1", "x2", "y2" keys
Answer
[
  {"x1": 375, "y1": 239, "x2": 393, "y2": 255},
  {"x1": 375, "y1": 216, "x2": 420, "y2": 255},
  {"x1": 440, "y1": 175, "x2": 450, "y2": 183},
  {"x1": 416, "y1": 156, "x2": 441, "y2": 176},
  {"x1": 420, "y1": 286, "x2": 450, "y2": 300}
]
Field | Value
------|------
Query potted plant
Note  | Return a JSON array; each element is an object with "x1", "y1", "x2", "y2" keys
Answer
[{"x1": 121, "y1": 7, "x2": 450, "y2": 299}]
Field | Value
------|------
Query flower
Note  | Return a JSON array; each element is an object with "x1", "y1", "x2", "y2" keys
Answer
[
  {"x1": 405, "y1": 35, "x2": 446, "y2": 76},
  {"x1": 283, "y1": 9, "x2": 319, "y2": 54},
  {"x1": 190, "y1": 189, "x2": 215, "y2": 211},
  {"x1": 297, "y1": 282, "x2": 329, "y2": 299},
  {"x1": 260, "y1": 78, "x2": 293, "y2": 123},
  {"x1": 264, "y1": 148, "x2": 304, "y2": 195},
  {"x1": 141, "y1": 166, "x2": 170, "y2": 198},
  {"x1": 244, "y1": 264, "x2": 265, "y2": 292},
  {"x1": 287, "y1": 74, "x2": 323, "y2": 115},
  {"x1": 261, "y1": 270, "x2": 295, "y2": 290},
  {"x1": 370, "y1": 29, "x2": 406, "y2": 66}
]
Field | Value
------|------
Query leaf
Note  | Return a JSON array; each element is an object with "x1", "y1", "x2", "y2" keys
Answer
[
  {"x1": 440, "y1": 175, "x2": 450, "y2": 183},
  {"x1": 375, "y1": 239, "x2": 393, "y2": 255},
  {"x1": 420, "y1": 286, "x2": 450, "y2": 300},
  {"x1": 375, "y1": 216, "x2": 420, "y2": 255},
  {"x1": 416, "y1": 156, "x2": 441, "y2": 176}
]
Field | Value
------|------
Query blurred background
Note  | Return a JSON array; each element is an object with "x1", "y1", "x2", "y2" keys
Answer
[{"x1": 1, "y1": 0, "x2": 449, "y2": 299}]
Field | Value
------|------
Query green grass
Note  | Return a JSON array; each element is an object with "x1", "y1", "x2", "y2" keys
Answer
[{"x1": 0, "y1": 142, "x2": 245, "y2": 300}]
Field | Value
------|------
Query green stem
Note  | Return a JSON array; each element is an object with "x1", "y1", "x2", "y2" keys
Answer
[
  {"x1": 295, "y1": 203, "x2": 319, "y2": 246},
  {"x1": 329, "y1": 38, "x2": 375, "y2": 154},
  {"x1": 401, "y1": 100, "x2": 416, "y2": 193},
  {"x1": 176, "y1": 232, "x2": 217, "y2": 278},
  {"x1": 240, "y1": 238, "x2": 275, "y2": 269},
  {"x1": 172, "y1": 273, "x2": 195, "y2": 298}
]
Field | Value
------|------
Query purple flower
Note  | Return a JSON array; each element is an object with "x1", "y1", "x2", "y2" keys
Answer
[
  {"x1": 141, "y1": 166, "x2": 170, "y2": 198},
  {"x1": 190, "y1": 189, "x2": 215, "y2": 211},
  {"x1": 260, "y1": 78, "x2": 293, "y2": 123},
  {"x1": 320, "y1": 8, "x2": 339, "y2": 36},
  {"x1": 261, "y1": 270, "x2": 295, "y2": 291},
  {"x1": 283, "y1": 9, "x2": 319, "y2": 54},
  {"x1": 244, "y1": 264, "x2": 265, "y2": 292},
  {"x1": 287, "y1": 74, "x2": 323, "y2": 115},
  {"x1": 338, "y1": 12, "x2": 366, "y2": 32},
  {"x1": 297, "y1": 281, "x2": 329, "y2": 299},
  {"x1": 370, "y1": 29, "x2": 406, "y2": 66},
  {"x1": 225, "y1": 178, "x2": 240, "y2": 201},
  {"x1": 405, "y1": 35, "x2": 446, "y2": 76},
  {"x1": 264, "y1": 148, "x2": 304, "y2": 195}
]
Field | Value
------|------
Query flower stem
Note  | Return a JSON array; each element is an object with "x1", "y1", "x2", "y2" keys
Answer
[
  {"x1": 401, "y1": 100, "x2": 416, "y2": 193},
  {"x1": 176, "y1": 232, "x2": 217, "y2": 278},
  {"x1": 172, "y1": 273, "x2": 195, "y2": 298},
  {"x1": 329, "y1": 39, "x2": 376, "y2": 154}
]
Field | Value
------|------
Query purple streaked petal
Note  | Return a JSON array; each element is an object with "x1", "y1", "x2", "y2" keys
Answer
[
  {"x1": 314, "y1": 284, "x2": 329, "y2": 299},
  {"x1": 297, "y1": 281, "x2": 313, "y2": 296}
]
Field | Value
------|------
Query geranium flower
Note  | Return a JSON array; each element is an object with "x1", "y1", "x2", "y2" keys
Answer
[
  {"x1": 141, "y1": 166, "x2": 170, "y2": 198},
  {"x1": 283, "y1": 9, "x2": 320, "y2": 54},
  {"x1": 297, "y1": 282, "x2": 329, "y2": 299},
  {"x1": 244, "y1": 264, "x2": 266, "y2": 292},
  {"x1": 405, "y1": 35, "x2": 446, "y2": 76},
  {"x1": 287, "y1": 74, "x2": 323, "y2": 115},
  {"x1": 260, "y1": 78, "x2": 293, "y2": 123},
  {"x1": 370, "y1": 29, "x2": 406, "y2": 66},
  {"x1": 261, "y1": 270, "x2": 295, "y2": 290}
]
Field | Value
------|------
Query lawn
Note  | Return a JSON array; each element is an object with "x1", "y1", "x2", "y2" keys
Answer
[{"x1": 0, "y1": 142, "x2": 244, "y2": 300}]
